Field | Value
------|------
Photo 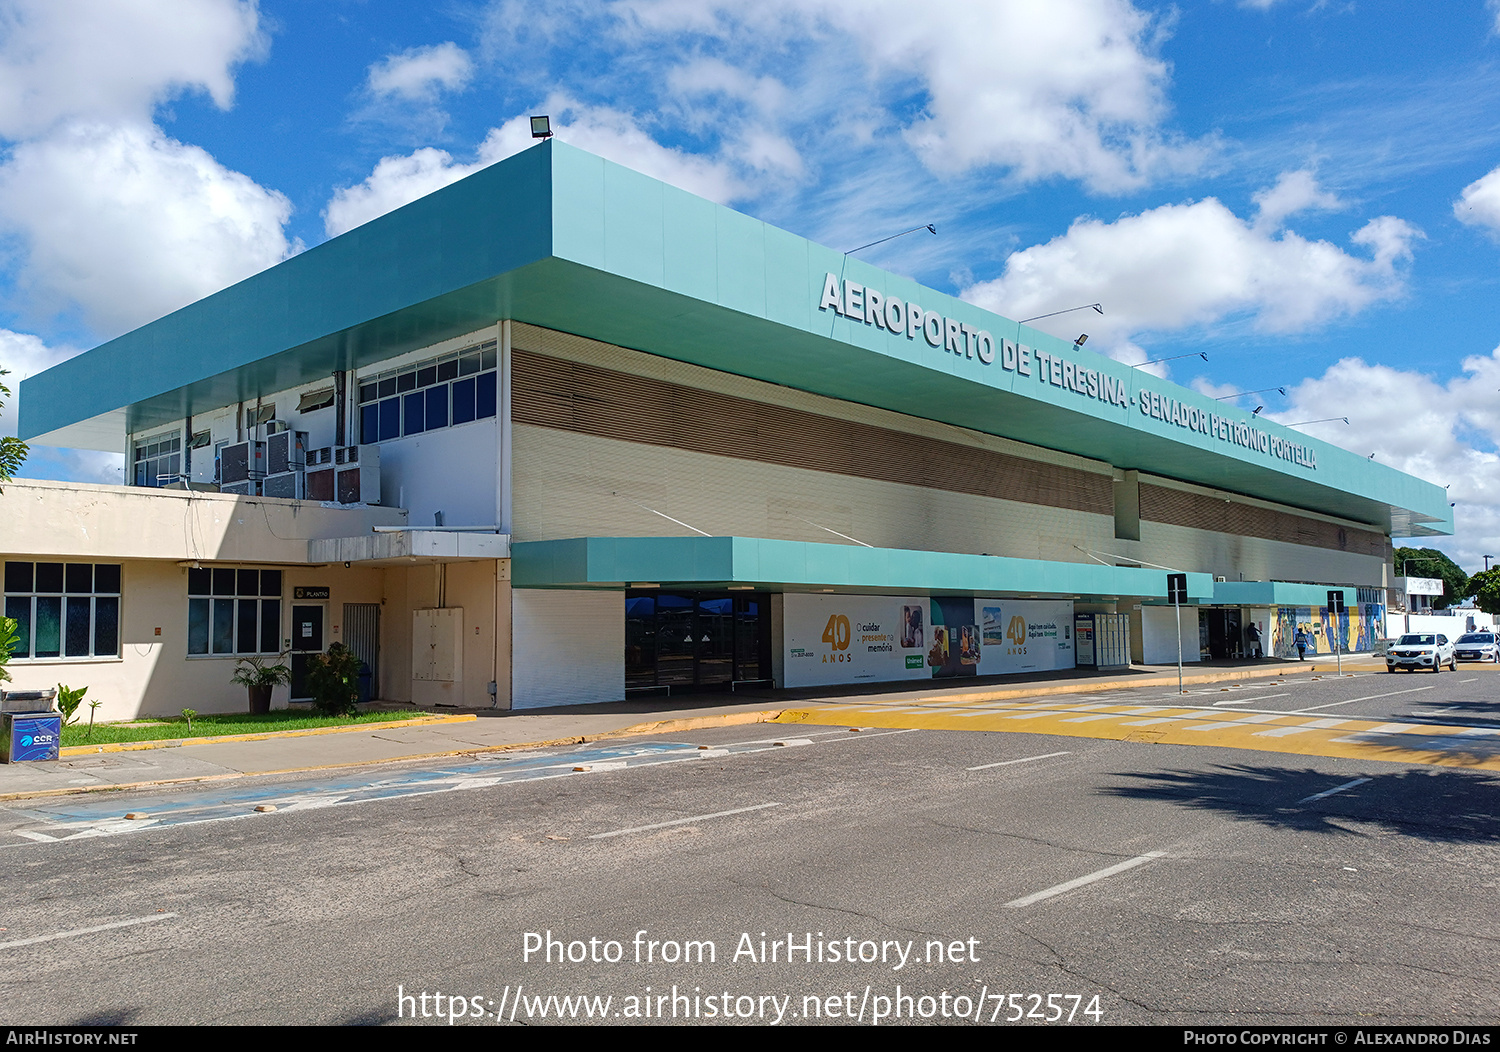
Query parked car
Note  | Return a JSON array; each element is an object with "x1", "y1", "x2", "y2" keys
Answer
[
  {"x1": 1386, "y1": 633, "x2": 1456, "y2": 673},
  {"x1": 1453, "y1": 632, "x2": 1500, "y2": 663}
]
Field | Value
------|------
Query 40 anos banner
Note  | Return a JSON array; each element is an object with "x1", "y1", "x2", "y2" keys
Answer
[{"x1": 783, "y1": 594, "x2": 1075, "y2": 688}]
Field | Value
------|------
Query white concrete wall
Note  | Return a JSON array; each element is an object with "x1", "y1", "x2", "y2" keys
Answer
[
  {"x1": 0, "y1": 479, "x2": 407, "y2": 562},
  {"x1": 511, "y1": 589, "x2": 624, "y2": 709},
  {"x1": 1, "y1": 560, "x2": 388, "y2": 721},
  {"x1": 377, "y1": 418, "x2": 497, "y2": 529},
  {"x1": 1142, "y1": 605, "x2": 1200, "y2": 665},
  {"x1": 1386, "y1": 610, "x2": 1496, "y2": 639}
]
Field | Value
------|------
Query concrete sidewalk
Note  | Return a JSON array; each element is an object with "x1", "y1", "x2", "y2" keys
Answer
[{"x1": 0, "y1": 656, "x2": 1380, "y2": 801}]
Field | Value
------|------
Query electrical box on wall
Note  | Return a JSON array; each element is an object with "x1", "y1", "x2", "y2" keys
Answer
[{"x1": 412, "y1": 608, "x2": 464, "y2": 682}]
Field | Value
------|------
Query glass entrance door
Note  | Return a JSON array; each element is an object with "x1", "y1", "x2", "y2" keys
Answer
[{"x1": 624, "y1": 590, "x2": 769, "y2": 690}]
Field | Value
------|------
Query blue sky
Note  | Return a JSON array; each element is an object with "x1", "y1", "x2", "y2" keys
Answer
[{"x1": 3, "y1": 0, "x2": 1500, "y2": 567}]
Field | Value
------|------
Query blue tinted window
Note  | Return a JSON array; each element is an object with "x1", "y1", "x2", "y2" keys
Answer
[
  {"x1": 404, "y1": 391, "x2": 425, "y2": 435},
  {"x1": 452, "y1": 377, "x2": 476, "y2": 424},
  {"x1": 379, "y1": 397, "x2": 400, "y2": 440},
  {"x1": 426, "y1": 385, "x2": 448, "y2": 429},
  {"x1": 477, "y1": 372, "x2": 497, "y2": 419}
]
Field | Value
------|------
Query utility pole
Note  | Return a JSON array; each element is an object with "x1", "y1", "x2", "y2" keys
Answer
[{"x1": 1168, "y1": 573, "x2": 1188, "y2": 693}]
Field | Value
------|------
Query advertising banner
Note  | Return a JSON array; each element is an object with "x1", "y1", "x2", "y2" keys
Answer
[
  {"x1": 783, "y1": 594, "x2": 930, "y2": 688},
  {"x1": 784, "y1": 594, "x2": 1074, "y2": 688}
]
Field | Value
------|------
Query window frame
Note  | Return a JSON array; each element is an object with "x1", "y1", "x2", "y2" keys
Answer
[
  {"x1": 132, "y1": 429, "x2": 183, "y2": 488},
  {"x1": 357, "y1": 340, "x2": 498, "y2": 445},
  {"x1": 3, "y1": 561, "x2": 122, "y2": 662},
  {"x1": 186, "y1": 566, "x2": 284, "y2": 658}
]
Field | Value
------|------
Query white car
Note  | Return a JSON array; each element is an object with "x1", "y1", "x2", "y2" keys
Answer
[
  {"x1": 1386, "y1": 633, "x2": 1456, "y2": 673},
  {"x1": 1453, "y1": 632, "x2": 1500, "y2": 662}
]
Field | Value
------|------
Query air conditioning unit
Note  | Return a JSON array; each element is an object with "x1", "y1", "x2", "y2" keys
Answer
[
  {"x1": 262, "y1": 472, "x2": 306, "y2": 500},
  {"x1": 267, "y1": 429, "x2": 308, "y2": 475},
  {"x1": 221, "y1": 479, "x2": 261, "y2": 496},
  {"x1": 333, "y1": 444, "x2": 380, "y2": 505},
  {"x1": 220, "y1": 440, "x2": 266, "y2": 484}
]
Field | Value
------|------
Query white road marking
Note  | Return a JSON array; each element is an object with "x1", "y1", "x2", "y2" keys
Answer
[
  {"x1": 0, "y1": 913, "x2": 178, "y2": 949},
  {"x1": 1296, "y1": 778, "x2": 1371, "y2": 804},
  {"x1": 967, "y1": 751, "x2": 1072, "y2": 771},
  {"x1": 1005, "y1": 851, "x2": 1167, "y2": 908},
  {"x1": 1253, "y1": 718, "x2": 1350, "y2": 738},
  {"x1": 589, "y1": 802, "x2": 781, "y2": 839},
  {"x1": 1292, "y1": 686, "x2": 1434, "y2": 713}
]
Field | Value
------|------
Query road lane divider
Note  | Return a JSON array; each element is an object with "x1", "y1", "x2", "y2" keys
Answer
[
  {"x1": 967, "y1": 751, "x2": 1072, "y2": 771},
  {"x1": 1005, "y1": 852, "x2": 1167, "y2": 908},
  {"x1": 589, "y1": 802, "x2": 781, "y2": 840}
]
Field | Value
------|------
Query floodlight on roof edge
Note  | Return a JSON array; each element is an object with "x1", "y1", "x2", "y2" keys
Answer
[
  {"x1": 1132, "y1": 352, "x2": 1207, "y2": 369},
  {"x1": 1213, "y1": 386, "x2": 1285, "y2": 401},
  {"x1": 1019, "y1": 303, "x2": 1104, "y2": 324},
  {"x1": 844, "y1": 224, "x2": 937, "y2": 255},
  {"x1": 1284, "y1": 417, "x2": 1349, "y2": 428},
  {"x1": 530, "y1": 115, "x2": 553, "y2": 139}
]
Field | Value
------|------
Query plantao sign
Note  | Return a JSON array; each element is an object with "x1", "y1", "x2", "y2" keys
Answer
[{"x1": 816, "y1": 272, "x2": 1317, "y2": 472}]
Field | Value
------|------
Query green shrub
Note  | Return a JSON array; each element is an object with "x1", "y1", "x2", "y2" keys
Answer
[
  {"x1": 56, "y1": 683, "x2": 87, "y2": 725},
  {"x1": 230, "y1": 655, "x2": 292, "y2": 690},
  {"x1": 305, "y1": 643, "x2": 364, "y2": 717},
  {"x1": 0, "y1": 615, "x2": 18, "y2": 684}
]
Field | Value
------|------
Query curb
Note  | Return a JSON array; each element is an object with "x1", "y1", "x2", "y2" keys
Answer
[
  {"x1": 0, "y1": 660, "x2": 1387, "y2": 804},
  {"x1": 0, "y1": 709, "x2": 786, "y2": 803},
  {"x1": 57, "y1": 714, "x2": 477, "y2": 757}
]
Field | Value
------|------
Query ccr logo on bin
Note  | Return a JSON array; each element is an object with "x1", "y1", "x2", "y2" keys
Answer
[{"x1": 21, "y1": 733, "x2": 55, "y2": 747}]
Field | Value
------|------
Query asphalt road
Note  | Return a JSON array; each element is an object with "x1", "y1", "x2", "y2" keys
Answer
[{"x1": 1, "y1": 666, "x2": 1498, "y2": 1027}]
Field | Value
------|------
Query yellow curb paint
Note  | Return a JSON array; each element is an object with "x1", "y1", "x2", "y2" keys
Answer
[
  {"x1": 808, "y1": 662, "x2": 1384, "y2": 711},
  {"x1": 773, "y1": 703, "x2": 1500, "y2": 771},
  {"x1": 58, "y1": 714, "x2": 477, "y2": 757}
]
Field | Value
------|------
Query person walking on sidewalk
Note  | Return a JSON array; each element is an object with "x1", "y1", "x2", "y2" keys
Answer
[
  {"x1": 1294, "y1": 625, "x2": 1310, "y2": 660},
  {"x1": 1246, "y1": 622, "x2": 1262, "y2": 659}
]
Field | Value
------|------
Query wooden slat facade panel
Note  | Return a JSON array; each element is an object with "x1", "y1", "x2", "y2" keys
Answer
[
  {"x1": 512, "y1": 350, "x2": 1114, "y2": 515},
  {"x1": 1139, "y1": 483, "x2": 1386, "y2": 556}
]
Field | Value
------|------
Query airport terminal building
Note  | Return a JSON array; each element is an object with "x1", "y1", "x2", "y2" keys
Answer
[{"x1": 10, "y1": 141, "x2": 1451, "y2": 718}]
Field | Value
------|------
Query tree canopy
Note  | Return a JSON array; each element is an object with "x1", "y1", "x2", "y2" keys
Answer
[
  {"x1": 1392, "y1": 547, "x2": 1471, "y2": 610},
  {"x1": 0, "y1": 369, "x2": 28, "y2": 491}
]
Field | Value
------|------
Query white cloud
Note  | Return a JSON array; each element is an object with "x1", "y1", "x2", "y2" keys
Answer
[
  {"x1": 1252, "y1": 169, "x2": 1343, "y2": 231},
  {"x1": 325, "y1": 97, "x2": 744, "y2": 237},
  {"x1": 962, "y1": 172, "x2": 1419, "y2": 355},
  {"x1": 0, "y1": 0, "x2": 265, "y2": 138},
  {"x1": 613, "y1": 0, "x2": 1209, "y2": 193},
  {"x1": 0, "y1": 122, "x2": 296, "y2": 337},
  {"x1": 367, "y1": 42, "x2": 473, "y2": 102},
  {"x1": 1454, "y1": 164, "x2": 1500, "y2": 235},
  {"x1": 0, "y1": 328, "x2": 121, "y2": 486},
  {"x1": 1270, "y1": 351, "x2": 1500, "y2": 570}
]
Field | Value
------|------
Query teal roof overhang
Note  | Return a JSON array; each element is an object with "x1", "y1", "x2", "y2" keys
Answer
[
  {"x1": 20, "y1": 140, "x2": 1450, "y2": 539},
  {"x1": 511, "y1": 535, "x2": 1217, "y2": 600},
  {"x1": 1211, "y1": 581, "x2": 1358, "y2": 609}
]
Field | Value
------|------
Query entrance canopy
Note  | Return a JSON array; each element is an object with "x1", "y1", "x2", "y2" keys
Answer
[{"x1": 512, "y1": 535, "x2": 1215, "y2": 601}]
